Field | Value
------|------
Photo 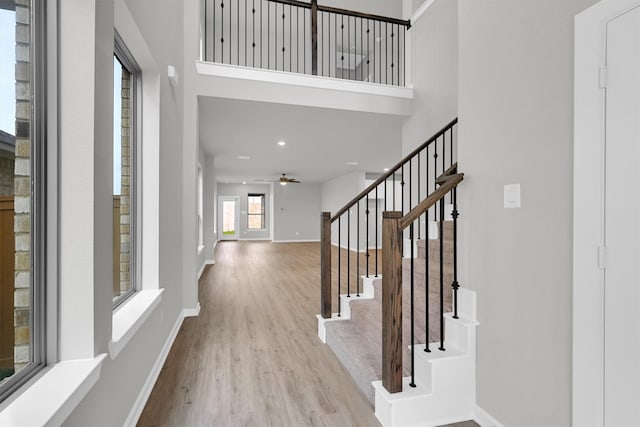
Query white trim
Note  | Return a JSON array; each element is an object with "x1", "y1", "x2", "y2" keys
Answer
[
  {"x1": 474, "y1": 404, "x2": 506, "y2": 427},
  {"x1": 272, "y1": 239, "x2": 320, "y2": 243},
  {"x1": 109, "y1": 289, "x2": 164, "y2": 359},
  {"x1": 0, "y1": 355, "x2": 107, "y2": 427},
  {"x1": 411, "y1": 0, "x2": 438, "y2": 24},
  {"x1": 197, "y1": 259, "x2": 215, "y2": 279},
  {"x1": 573, "y1": 1, "x2": 640, "y2": 425},
  {"x1": 238, "y1": 237, "x2": 271, "y2": 241},
  {"x1": 123, "y1": 312, "x2": 184, "y2": 427},
  {"x1": 330, "y1": 242, "x2": 379, "y2": 253},
  {"x1": 195, "y1": 61, "x2": 414, "y2": 99},
  {"x1": 183, "y1": 302, "x2": 201, "y2": 318}
]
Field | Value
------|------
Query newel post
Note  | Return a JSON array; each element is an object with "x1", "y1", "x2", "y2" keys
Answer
[
  {"x1": 382, "y1": 211, "x2": 403, "y2": 393},
  {"x1": 311, "y1": 0, "x2": 318, "y2": 75},
  {"x1": 321, "y1": 212, "x2": 332, "y2": 318}
]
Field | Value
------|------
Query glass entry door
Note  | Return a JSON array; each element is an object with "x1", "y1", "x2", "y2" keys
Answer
[{"x1": 219, "y1": 196, "x2": 239, "y2": 241}]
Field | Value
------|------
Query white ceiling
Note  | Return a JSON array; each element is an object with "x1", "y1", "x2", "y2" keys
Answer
[{"x1": 198, "y1": 97, "x2": 403, "y2": 184}]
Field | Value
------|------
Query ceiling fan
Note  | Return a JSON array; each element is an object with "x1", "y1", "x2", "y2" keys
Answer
[{"x1": 278, "y1": 173, "x2": 301, "y2": 186}]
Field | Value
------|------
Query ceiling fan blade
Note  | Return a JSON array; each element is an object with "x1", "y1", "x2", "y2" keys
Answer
[{"x1": 289, "y1": 179, "x2": 301, "y2": 183}]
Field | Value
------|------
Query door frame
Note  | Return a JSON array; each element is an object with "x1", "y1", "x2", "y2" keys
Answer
[
  {"x1": 218, "y1": 195, "x2": 240, "y2": 241},
  {"x1": 573, "y1": 1, "x2": 640, "y2": 425}
]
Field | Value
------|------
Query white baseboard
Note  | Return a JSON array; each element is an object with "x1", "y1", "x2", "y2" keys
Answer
[
  {"x1": 272, "y1": 239, "x2": 320, "y2": 243},
  {"x1": 474, "y1": 404, "x2": 505, "y2": 427},
  {"x1": 123, "y1": 312, "x2": 185, "y2": 427},
  {"x1": 183, "y1": 302, "x2": 201, "y2": 318},
  {"x1": 197, "y1": 259, "x2": 215, "y2": 280},
  {"x1": 238, "y1": 237, "x2": 271, "y2": 241}
]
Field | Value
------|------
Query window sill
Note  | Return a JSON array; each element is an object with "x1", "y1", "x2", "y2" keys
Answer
[
  {"x1": 0, "y1": 354, "x2": 106, "y2": 426},
  {"x1": 109, "y1": 289, "x2": 164, "y2": 359}
]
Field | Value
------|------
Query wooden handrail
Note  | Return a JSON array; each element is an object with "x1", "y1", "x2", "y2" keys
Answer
[
  {"x1": 268, "y1": 0, "x2": 311, "y2": 9},
  {"x1": 401, "y1": 172, "x2": 463, "y2": 229},
  {"x1": 317, "y1": 4, "x2": 411, "y2": 28},
  {"x1": 331, "y1": 118, "x2": 458, "y2": 222}
]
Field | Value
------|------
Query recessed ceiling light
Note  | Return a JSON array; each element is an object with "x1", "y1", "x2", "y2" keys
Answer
[
  {"x1": 242, "y1": 181, "x2": 247, "y2": 185},
  {"x1": 277, "y1": 141, "x2": 286, "y2": 147},
  {"x1": 346, "y1": 161, "x2": 359, "y2": 166},
  {"x1": 237, "y1": 155, "x2": 251, "y2": 160}
]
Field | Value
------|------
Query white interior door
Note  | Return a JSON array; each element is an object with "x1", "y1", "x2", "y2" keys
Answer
[
  {"x1": 219, "y1": 196, "x2": 239, "y2": 241},
  {"x1": 604, "y1": 7, "x2": 640, "y2": 425}
]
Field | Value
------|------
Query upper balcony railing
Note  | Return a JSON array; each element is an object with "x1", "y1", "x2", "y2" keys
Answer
[{"x1": 204, "y1": 0, "x2": 411, "y2": 86}]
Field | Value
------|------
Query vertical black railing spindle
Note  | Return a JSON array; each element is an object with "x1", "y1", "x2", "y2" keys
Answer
[
  {"x1": 375, "y1": 186, "x2": 379, "y2": 277},
  {"x1": 438, "y1": 198, "x2": 445, "y2": 351},
  {"x1": 452, "y1": 187, "x2": 459, "y2": 319},
  {"x1": 357, "y1": 201, "x2": 360, "y2": 297},
  {"x1": 347, "y1": 209, "x2": 351, "y2": 298},
  {"x1": 410, "y1": 222, "x2": 416, "y2": 387},
  {"x1": 338, "y1": 215, "x2": 341, "y2": 316},
  {"x1": 365, "y1": 193, "x2": 369, "y2": 278}
]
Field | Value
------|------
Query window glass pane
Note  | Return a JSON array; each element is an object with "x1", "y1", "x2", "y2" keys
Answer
[
  {"x1": 113, "y1": 55, "x2": 133, "y2": 303},
  {"x1": 247, "y1": 194, "x2": 265, "y2": 229},
  {"x1": 0, "y1": 0, "x2": 39, "y2": 390}
]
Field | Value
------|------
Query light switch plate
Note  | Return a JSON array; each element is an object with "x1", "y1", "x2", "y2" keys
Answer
[{"x1": 504, "y1": 184, "x2": 521, "y2": 208}]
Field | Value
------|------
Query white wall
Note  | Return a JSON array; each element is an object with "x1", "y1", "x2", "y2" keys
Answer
[
  {"x1": 217, "y1": 183, "x2": 272, "y2": 240},
  {"x1": 457, "y1": 0, "x2": 597, "y2": 425},
  {"x1": 402, "y1": 0, "x2": 457, "y2": 155},
  {"x1": 61, "y1": 0, "x2": 187, "y2": 425},
  {"x1": 273, "y1": 183, "x2": 321, "y2": 241}
]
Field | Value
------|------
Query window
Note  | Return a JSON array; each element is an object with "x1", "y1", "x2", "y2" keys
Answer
[
  {"x1": 197, "y1": 164, "x2": 204, "y2": 248},
  {"x1": 113, "y1": 34, "x2": 140, "y2": 306},
  {"x1": 247, "y1": 194, "x2": 265, "y2": 230},
  {"x1": 0, "y1": 0, "x2": 46, "y2": 401}
]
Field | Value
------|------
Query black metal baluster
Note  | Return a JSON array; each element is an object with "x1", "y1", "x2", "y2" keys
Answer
[
  {"x1": 438, "y1": 198, "x2": 445, "y2": 351},
  {"x1": 206, "y1": 0, "x2": 209, "y2": 61},
  {"x1": 396, "y1": 23, "x2": 400, "y2": 85},
  {"x1": 360, "y1": 18, "x2": 364, "y2": 82},
  {"x1": 357, "y1": 200, "x2": 360, "y2": 297},
  {"x1": 341, "y1": 14, "x2": 344, "y2": 79},
  {"x1": 221, "y1": 1, "x2": 224, "y2": 63},
  {"x1": 425, "y1": 150, "x2": 431, "y2": 353},
  {"x1": 274, "y1": 3, "x2": 277, "y2": 70},
  {"x1": 260, "y1": 0, "x2": 263, "y2": 68},
  {"x1": 367, "y1": 20, "x2": 370, "y2": 82},
  {"x1": 334, "y1": 14, "x2": 337, "y2": 78},
  {"x1": 282, "y1": 5, "x2": 285, "y2": 70},
  {"x1": 391, "y1": 24, "x2": 394, "y2": 86},
  {"x1": 365, "y1": 193, "x2": 369, "y2": 278},
  {"x1": 347, "y1": 207, "x2": 351, "y2": 298},
  {"x1": 237, "y1": 0, "x2": 239, "y2": 65},
  {"x1": 452, "y1": 187, "x2": 459, "y2": 319},
  {"x1": 252, "y1": 0, "x2": 256, "y2": 66},
  {"x1": 373, "y1": 20, "x2": 376, "y2": 83},
  {"x1": 375, "y1": 186, "x2": 379, "y2": 277},
  {"x1": 403, "y1": 25, "x2": 406, "y2": 86},
  {"x1": 393, "y1": 167, "x2": 396, "y2": 211},
  {"x1": 245, "y1": 0, "x2": 247, "y2": 66},
  {"x1": 417, "y1": 151, "x2": 421, "y2": 238},
  {"x1": 348, "y1": 16, "x2": 351, "y2": 79},
  {"x1": 289, "y1": 5, "x2": 292, "y2": 72},
  {"x1": 385, "y1": 22, "x2": 388, "y2": 84},
  {"x1": 319, "y1": 11, "x2": 322, "y2": 75},
  {"x1": 268, "y1": 1, "x2": 270, "y2": 69},
  {"x1": 410, "y1": 222, "x2": 416, "y2": 388},
  {"x1": 296, "y1": 7, "x2": 299, "y2": 73},
  {"x1": 384, "y1": 176, "x2": 388, "y2": 211},
  {"x1": 338, "y1": 215, "x2": 341, "y2": 316},
  {"x1": 401, "y1": 164, "x2": 405, "y2": 216}
]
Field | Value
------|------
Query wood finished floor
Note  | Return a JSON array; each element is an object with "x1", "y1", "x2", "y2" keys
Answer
[
  {"x1": 137, "y1": 241, "x2": 380, "y2": 427},
  {"x1": 137, "y1": 241, "x2": 480, "y2": 427}
]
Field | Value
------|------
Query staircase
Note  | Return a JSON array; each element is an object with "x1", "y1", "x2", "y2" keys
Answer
[{"x1": 317, "y1": 118, "x2": 479, "y2": 426}]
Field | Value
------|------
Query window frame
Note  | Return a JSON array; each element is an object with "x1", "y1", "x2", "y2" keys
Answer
[
  {"x1": 247, "y1": 193, "x2": 266, "y2": 230},
  {"x1": 0, "y1": 0, "x2": 47, "y2": 403},
  {"x1": 112, "y1": 31, "x2": 141, "y2": 309}
]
